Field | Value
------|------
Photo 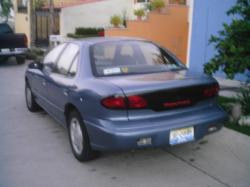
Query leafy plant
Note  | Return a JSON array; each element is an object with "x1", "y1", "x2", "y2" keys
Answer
[
  {"x1": 237, "y1": 87, "x2": 250, "y2": 115},
  {"x1": 146, "y1": 3, "x2": 153, "y2": 11},
  {"x1": 67, "y1": 27, "x2": 104, "y2": 38},
  {"x1": 33, "y1": 0, "x2": 45, "y2": 10},
  {"x1": 151, "y1": 0, "x2": 165, "y2": 11},
  {"x1": 134, "y1": 9, "x2": 145, "y2": 18},
  {"x1": 204, "y1": 0, "x2": 250, "y2": 79},
  {"x1": 110, "y1": 15, "x2": 122, "y2": 27},
  {"x1": 0, "y1": 0, "x2": 12, "y2": 23},
  {"x1": 75, "y1": 27, "x2": 104, "y2": 35}
]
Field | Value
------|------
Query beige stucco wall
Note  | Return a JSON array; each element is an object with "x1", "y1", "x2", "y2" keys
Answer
[
  {"x1": 60, "y1": 0, "x2": 135, "y2": 36},
  {"x1": 13, "y1": 0, "x2": 31, "y2": 47}
]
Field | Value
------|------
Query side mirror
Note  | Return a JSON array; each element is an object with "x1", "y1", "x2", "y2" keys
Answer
[
  {"x1": 28, "y1": 61, "x2": 43, "y2": 70},
  {"x1": 43, "y1": 62, "x2": 56, "y2": 75}
]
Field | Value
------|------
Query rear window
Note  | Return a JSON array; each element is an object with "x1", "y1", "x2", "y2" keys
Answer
[
  {"x1": 0, "y1": 24, "x2": 12, "y2": 34},
  {"x1": 90, "y1": 41, "x2": 185, "y2": 77}
]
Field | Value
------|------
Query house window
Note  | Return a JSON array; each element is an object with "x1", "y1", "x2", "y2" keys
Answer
[{"x1": 17, "y1": 0, "x2": 28, "y2": 13}]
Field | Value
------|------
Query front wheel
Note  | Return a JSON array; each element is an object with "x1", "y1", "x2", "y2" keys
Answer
[
  {"x1": 25, "y1": 82, "x2": 40, "y2": 112},
  {"x1": 68, "y1": 110, "x2": 97, "y2": 162}
]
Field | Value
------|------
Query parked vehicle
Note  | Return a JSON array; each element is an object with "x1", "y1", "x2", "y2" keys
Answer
[
  {"x1": 0, "y1": 23, "x2": 27, "y2": 64},
  {"x1": 25, "y1": 38, "x2": 228, "y2": 162}
]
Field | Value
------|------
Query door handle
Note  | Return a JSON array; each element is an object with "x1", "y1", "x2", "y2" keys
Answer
[{"x1": 63, "y1": 89, "x2": 69, "y2": 96}]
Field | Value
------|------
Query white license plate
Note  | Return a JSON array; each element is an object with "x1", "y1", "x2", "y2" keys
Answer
[
  {"x1": 170, "y1": 127, "x2": 194, "y2": 145},
  {"x1": 1, "y1": 48, "x2": 10, "y2": 53}
]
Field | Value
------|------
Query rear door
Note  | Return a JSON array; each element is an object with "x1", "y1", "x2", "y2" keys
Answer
[
  {"x1": 45, "y1": 43, "x2": 79, "y2": 123},
  {"x1": 36, "y1": 43, "x2": 67, "y2": 109}
]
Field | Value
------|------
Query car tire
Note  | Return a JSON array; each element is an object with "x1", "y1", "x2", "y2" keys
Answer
[
  {"x1": 67, "y1": 110, "x2": 97, "y2": 162},
  {"x1": 25, "y1": 82, "x2": 40, "y2": 112},
  {"x1": 0, "y1": 57, "x2": 8, "y2": 62},
  {"x1": 16, "y1": 57, "x2": 25, "y2": 64}
]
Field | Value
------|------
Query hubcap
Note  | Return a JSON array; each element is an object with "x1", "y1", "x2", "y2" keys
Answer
[
  {"x1": 26, "y1": 87, "x2": 32, "y2": 108},
  {"x1": 70, "y1": 118, "x2": 84, "y2": 154}
]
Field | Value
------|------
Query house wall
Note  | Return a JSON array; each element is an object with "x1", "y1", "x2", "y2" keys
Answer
[
  {"x1": 105, "y1": 6, "x2": 189, "y2": 63},
  {"x1": 60, "y1": 0, "x2": 135, "y2": 36},
  {"x1": 13, "y1": 0, "x2": 31, "y2": 47},
  {"x1": 188, "y1": 0, "x2": 248, "y2": 81}
]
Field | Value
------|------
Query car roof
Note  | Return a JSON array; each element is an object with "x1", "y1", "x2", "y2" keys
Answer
[{"x1": 70, "y1": 37, "x2": 148, "y2": 46}]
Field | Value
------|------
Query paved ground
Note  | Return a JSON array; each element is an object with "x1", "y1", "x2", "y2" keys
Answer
[{"x1": 1, "y1": 59, "x2": 250, "y2": 187}]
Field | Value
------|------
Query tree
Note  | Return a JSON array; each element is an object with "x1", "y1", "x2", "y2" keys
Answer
[
  {"x1": 49, "y1": 0, "x2": 55, "y2": 35},
  {"x1": 204, "y1": 0, "x2": 250, "y2": 79},
  {"x1": 0, "y1": 0, "x2": 12, "y2": 23}
]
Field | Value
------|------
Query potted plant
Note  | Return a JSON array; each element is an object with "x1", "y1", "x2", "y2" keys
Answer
[
  {"x1": 110, "y1": 15, "x2": 122, "y2": 28},
  {"x1": 134, "y1": 9, "x2": 145, "y2": 20},
  {"x1": 151, "y1": 0, "x2": 166, "y2": 12}
]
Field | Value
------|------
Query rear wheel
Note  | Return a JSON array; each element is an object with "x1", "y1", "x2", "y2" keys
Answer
[
  {"x1": 16, "y1": 56, "x2": 25, "y2": 64},
  {"x1": 67, "y1": 110, "x2": 96, "y2": 162},
  {"x1": 25, "y1": 82, "x2": 40, "y2": 112},
  {"x1": 0, "y1": 57, "x2": 8, "y2": 62}
]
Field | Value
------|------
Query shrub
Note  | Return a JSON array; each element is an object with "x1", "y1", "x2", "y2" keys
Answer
[
  {"x1": 110, "y1": 15, "x2": 122, "y2": 27},
  {"x1": 237, "y1": 87, "x2": 250, "y2": 115},
  {"x1": 151, "y1": 0, "x2": 165, "y2": 10},
  {"x1": 204, "y1": 0, "x2": 250, "y2": 79},
  {"x1": 134, "y1": 9, "x2": 145, "y2": 17},
  {"x1": 75, "y1": 27, "x2": 104, "y2": 36},
  {"x1": 26, "y1": 48, "x2": 45, "y2": 60},
  {"x1": 67, "y1": 28, "x2": 104, "y2": 38}
]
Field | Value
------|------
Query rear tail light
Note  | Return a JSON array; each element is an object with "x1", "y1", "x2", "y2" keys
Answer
[
  {"x1": 101, "y1": 95, "x2": 148, "y2": 109},
  {"x1": 24, "y1": 35, "x2": 28, "y2": 48},
  {"x1": 101, "y1": 96, "x2": 126, "y2": 109},
  {"x1": 128, "y1": 95, "x2": 148, "y2": 109},
  {"x1": 203, "y1": 84, "x2": 219, "y2": 97}
]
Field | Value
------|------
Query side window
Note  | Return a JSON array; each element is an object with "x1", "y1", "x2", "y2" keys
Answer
[
  {"x1": 55, "y1": 44, "x2": 79, "y2": 76},
  {"x1": 68, "y1": 55, "x2": 79, "y2": 77},
  {"x1": 43, "y1": 44, "x2": 66, "y2": 66}
]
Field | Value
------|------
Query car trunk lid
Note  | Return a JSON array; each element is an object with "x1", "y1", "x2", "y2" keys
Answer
[{"x1": 101, "y1": 70, "x2": 219, "y2": 115}]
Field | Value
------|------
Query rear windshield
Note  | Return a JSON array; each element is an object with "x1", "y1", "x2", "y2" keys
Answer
[
  {"x1": 0, "y1": 24, "x2": 12, "y2": 34},
  {"x1": 90, "y1": 41, "x2": 185, "y2": 77}
]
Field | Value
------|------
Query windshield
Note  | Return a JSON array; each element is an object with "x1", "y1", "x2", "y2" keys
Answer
[
  {"x1": 90, "y1": 41, "x2": 185, "y2": 77},
  {"x1": 0, "y1": 24, "x2": 12, "y2": 34}
]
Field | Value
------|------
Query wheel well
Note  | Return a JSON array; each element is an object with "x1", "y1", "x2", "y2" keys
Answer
[{"x1": 64, "y1": 103, "x2": 78, "y2": 125}]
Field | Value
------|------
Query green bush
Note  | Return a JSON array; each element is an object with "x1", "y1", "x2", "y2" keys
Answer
[
  {"x1": 204, "y1": 0, "x2": 250, "y2": 79},
  {"x1": 67, "y1": 27, "x2": 104, "y2": 38},
  {"x1": 110, "y1": 15, "x2": 122, "y2": 27},
  {"x1": 26, "y1": 48, "x2": 45, "y2": 60},
  {"x1": 75, "y1": 27, "x2": 104, "y2": 36},
  {"x1": 237, "y1": 87, "x2": 250, "y2": 115},
  {"x1": 134, "y1": 9, "x2": 145, "y2": 17},
  {"x1": 151, "y1": 0, "x2": 165, "y2": 10},
  {"x1": 67, "y1": 33, "x2": 99, "y2": 39}
]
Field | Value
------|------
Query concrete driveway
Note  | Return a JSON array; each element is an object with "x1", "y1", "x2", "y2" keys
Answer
[{"x1": 1, "y1": 59, "x2": 250, "y2": 187}]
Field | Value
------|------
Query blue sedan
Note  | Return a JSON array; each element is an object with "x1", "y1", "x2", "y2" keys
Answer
[{"x1": 25, "y1": 38, "x2": 228, "y2": 161}]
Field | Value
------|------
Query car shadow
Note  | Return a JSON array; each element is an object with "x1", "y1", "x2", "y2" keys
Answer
[{"x1": 0, "y1": 57, "x2": 25, "y2": 67}]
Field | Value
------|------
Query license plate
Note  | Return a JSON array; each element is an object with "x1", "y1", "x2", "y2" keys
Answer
[
  {"x1": 170, "y1": 127, "x2": 194, "y2": 145},
  {"x1": 1, "y1": 48, "x2": 10, "y2": 53}
]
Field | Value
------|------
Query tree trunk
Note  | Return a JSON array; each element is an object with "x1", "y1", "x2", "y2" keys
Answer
[
  {"x1": 49, "y1": 0, "x2": 55, "y2": 35},
  {"x1": 30, "y1": 0, "x2": 35, "y2": 47}
]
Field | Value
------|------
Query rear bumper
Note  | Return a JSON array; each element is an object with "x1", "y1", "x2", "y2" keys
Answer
[
  {"x1": 84, "y1": 105, "x2": 228, "y2": 151},
  {"x1": 0, "y1": 48, "x2": 27, "y2": 57}
]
